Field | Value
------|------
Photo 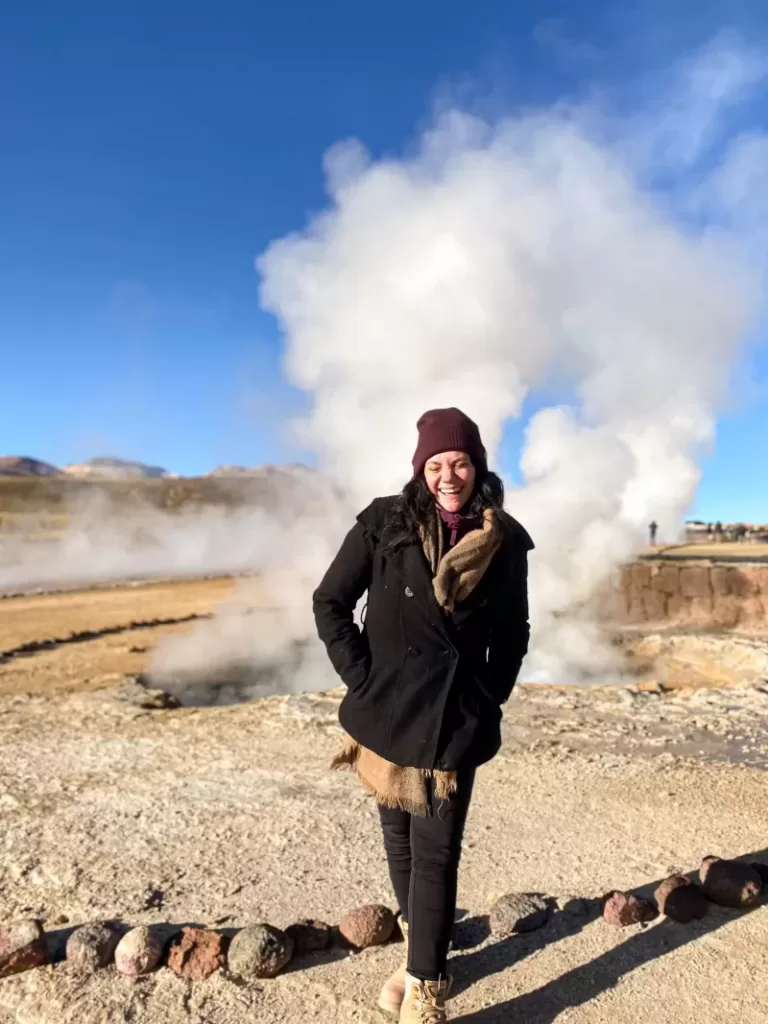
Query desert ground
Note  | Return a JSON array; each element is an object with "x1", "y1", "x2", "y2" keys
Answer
[
  {"x1": 0, "y1": 579, "x2": 237, "y2": 696},
  {"x1": 1, "y1": 576, "x2": 768, "y2": 1023}
]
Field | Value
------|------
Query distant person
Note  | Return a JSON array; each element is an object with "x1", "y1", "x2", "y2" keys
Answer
[
  {"x1": 649, "y1": 520, "x2": 658, "y2": 546},
  {"x1": 313, "y1": 408, "x2": 532, "y2": 1023},
  {"x1": 715, "y1": 521, "x2": 724, "y2": 542}
]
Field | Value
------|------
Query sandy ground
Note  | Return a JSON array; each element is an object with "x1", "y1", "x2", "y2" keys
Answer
[
  {"x1": 1, "y1": 585, "x2": 768, "y2": 1023},
  {"x1": 0, "y1": 579, "x2": 235, "y2": 650},
  {"x1": 653, "y1": 541, "x2": 768, "y2": 559},
  {"x1": 0, "y1": 580, "x2": 238, "y2": 697}
]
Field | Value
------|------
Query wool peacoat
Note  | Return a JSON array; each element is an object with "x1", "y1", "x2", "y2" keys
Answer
[{"x1": 313, "y1": 496, "x2": 533, "y2": 771}]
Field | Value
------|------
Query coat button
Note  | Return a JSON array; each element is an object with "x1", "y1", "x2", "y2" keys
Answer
[
  {"x1": 408, "y1": 646, "x2": 421, "y2": 657},
  {"x1": 404, "y1": 587, "x2": 414, "y2": 598}
]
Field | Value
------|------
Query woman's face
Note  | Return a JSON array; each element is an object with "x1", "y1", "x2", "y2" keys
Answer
[{"x1": 424, "y1": 451, "x2": 476, "y2": 513}]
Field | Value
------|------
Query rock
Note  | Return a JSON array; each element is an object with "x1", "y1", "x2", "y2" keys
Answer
[
  {"x1": 699, "y1": 856, "x2": 762, "y2": 908},
  {"x1": 655, "y1": 875, "x2": 709, "y2": 923},
  {"x1": 166, "y1": 927, "x2": 226, "y2": 981},
  {"x1": 115, "y1": 676, "x2": 180, "y2": 709},
  {"x1": 114, "y1": 926, "x2": 164, "y2": 976},
  {"x1": 602, "y1": 891, "x2": 658, "y2": 927},
  {"x1": 489, "y1": 893, "x2": 551, "y2": 937},
  {"x1": 66, "y1": 922, "x2": 121, "y2": 970},
  {"x1": 0, "y1": 919, "x2": 48, "y2": 977},
  {"x1": 227, "y1": 924, "x2": 293, "y2": 979},
  {"x1": 750, "y1": 861, "x2": 768, "y2": 885},
  {"x1": 285, "y1": 919, "x2": 332, "y2": 956},
  {"x1": 636, "y1": 681, "x2": 664, "y2": 694},
  {"x1": 338, "y1": 905, "x2": 395, "y2": 949}
]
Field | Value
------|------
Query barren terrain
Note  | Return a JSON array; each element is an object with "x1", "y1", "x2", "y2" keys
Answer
[
  {"x1": 0, "y1": 580, "x2": 767, "y2": 1022},
  {"x1": 0, "y1": 580, "x2": 236, "y2": 696}
]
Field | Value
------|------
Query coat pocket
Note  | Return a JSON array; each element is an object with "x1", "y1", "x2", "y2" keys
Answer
[
  {"x1": 349, "y1": 660, "x2": 377, "y2": 698},
  {"x1": 473, "y1": 667, "x2": 502, "y2": 707}
]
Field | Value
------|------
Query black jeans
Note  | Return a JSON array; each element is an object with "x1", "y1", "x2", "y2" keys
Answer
[{"x1": 378, "y1": 768, "x2": 476, "y2": 981}]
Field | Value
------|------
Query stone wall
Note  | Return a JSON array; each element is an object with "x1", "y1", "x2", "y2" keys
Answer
[{"x1": 618, "y1": 560, "x2": 768, "y2": 630}]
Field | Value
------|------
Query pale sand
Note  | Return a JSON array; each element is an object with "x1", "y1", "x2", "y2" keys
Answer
[{"x1": 0, "y1": 675, "x2": 766, "y2": 1024}]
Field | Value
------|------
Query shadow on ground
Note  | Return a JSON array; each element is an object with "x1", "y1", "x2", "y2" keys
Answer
[{"x1": 451, "y1": 849, "x2": 768, "y2": 1023}]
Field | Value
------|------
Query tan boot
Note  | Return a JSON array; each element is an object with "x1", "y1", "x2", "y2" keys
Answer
[
  {"x1": 377, "y1": 920, "x2": 408, "y2": 1016},
  {"x1": 399, "y1": 972, "x2": 451, "y2": 1023}
]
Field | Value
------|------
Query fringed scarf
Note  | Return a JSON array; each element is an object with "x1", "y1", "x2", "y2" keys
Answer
[
  {"x1": 422, "y1": 506, "x2": 502, "y2": 615},
  {"x1": 332, "y1": 504, "x2": 502, "y2": 815}
]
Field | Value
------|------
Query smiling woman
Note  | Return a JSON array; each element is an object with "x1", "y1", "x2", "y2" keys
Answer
[
  {"x1": 312, "y1": 407, "x2": 532, "y2": 1022},
  {"x1": 424, "y1": 453, "x2": 475, "y2": 513}
]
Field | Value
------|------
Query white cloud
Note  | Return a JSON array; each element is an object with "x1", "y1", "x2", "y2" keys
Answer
[{"x1": 643, "y1": 32, "x2": 768, "y2": 171}]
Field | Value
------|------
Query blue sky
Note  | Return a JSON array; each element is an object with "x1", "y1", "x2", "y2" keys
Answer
[{"x1": 1, "y1": 0, "x2": 767, "y2": 520}]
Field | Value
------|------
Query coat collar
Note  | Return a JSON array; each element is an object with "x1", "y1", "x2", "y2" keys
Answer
[{"x1": 360, "y1": 499, "x2": 447, "y2": 622}]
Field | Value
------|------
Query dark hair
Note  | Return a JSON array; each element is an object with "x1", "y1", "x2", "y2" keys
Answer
[{"x1": 384, "y1": 462, "x2": 505, "y2": 552}]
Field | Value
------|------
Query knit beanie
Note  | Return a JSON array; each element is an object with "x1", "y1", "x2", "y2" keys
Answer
[{"x1": 411, "y1": 408, "x2": 487, "y2": 478}]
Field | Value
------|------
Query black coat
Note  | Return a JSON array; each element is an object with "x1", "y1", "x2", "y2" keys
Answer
[{"x1": 313, "y1": 496, "x2": 533, "y2": 771}]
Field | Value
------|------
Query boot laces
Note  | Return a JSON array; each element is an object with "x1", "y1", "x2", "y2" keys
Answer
[{"x1": 414, "y1": 981, "x2": 447, "y2": 1023}]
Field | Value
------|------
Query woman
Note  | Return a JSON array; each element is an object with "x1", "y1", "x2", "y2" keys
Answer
[{"x1": 313, "y1": 407, "x2": 533, "y2": 1023}]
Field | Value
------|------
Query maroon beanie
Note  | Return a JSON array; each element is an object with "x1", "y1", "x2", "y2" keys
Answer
[{"x1": 411, "y1": 407, "x2": 487, "y2": 478}]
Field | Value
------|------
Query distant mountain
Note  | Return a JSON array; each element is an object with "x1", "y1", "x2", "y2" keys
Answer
[
  {"x1": 0, "y1": 456, "x2": 62, "y2": 477},
  {"x1": 0, "y1": 455, "x2": 315, "y2": 483},
  {"x1": 207, "y1": 463, "x2": 311, "y2": 478},
  {"x1": 62, "y1": 457, "x2": 169, "y2": 480},
  {"x1": 207, "y1": 465, "x2": 265, "y2": 477}
]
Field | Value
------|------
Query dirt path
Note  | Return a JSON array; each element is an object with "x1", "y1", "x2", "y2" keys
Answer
[{"x1": 0, "y1": 683, "x2": 766, "y2": 1024}]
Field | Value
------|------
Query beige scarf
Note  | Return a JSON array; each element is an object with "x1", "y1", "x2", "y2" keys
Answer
[{"x1": 332, "y1": 506, "x2": 502, "y2": 815}]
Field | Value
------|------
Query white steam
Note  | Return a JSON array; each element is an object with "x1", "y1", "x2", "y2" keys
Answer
[{"x1": 0, "y1": 469, "x2": 345, "y2": 592}]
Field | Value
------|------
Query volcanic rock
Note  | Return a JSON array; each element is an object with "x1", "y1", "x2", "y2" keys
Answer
[
  {"x1": 227, "y1": 924, "x2": 293, "y2": 979},
  {"x1": 699, "y1": 856, "x2": 762, "y2": 908},
  {"x1": 166, "y1": 927, "x2": 226, "y2": 981},
  {"x1": 66, "y1": 922, "x2": 121, "y2": 970},
  {"x1": 655, "y1": 875, "x2": 709, "y2": 923},
  {"x1": 0, "y1": 919, "x2": 48, "y2": 977},
  {"x1": 114, "y1": 926, "x2": 164, "y2": 976},
  {"x1": 115, "y1": 676, "x2": 181, "y2": 710},
  {"x1": 489, "y1": 893, "x2": 551, "y2": 937},
  {"x1": 602, "y1": 891, "x2": 658, "y2": 927},
  {"x1": 338, "y1": 905, "x2": 396, "y2": 949}
]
